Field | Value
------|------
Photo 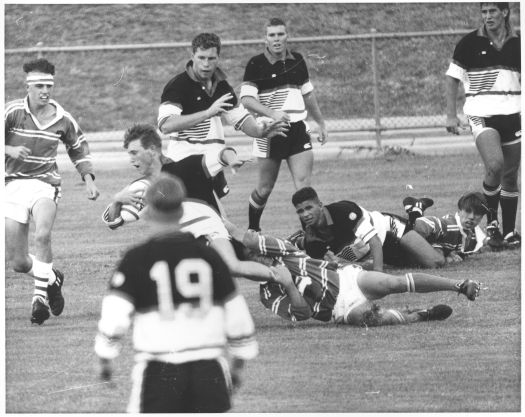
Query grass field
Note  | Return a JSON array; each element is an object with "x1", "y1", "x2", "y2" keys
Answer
[{"x1": 4, "y1": 152, "x2": 521, "y2": 412}]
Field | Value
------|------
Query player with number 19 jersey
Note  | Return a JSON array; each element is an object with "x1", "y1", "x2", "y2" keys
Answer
[{"x1": 97, "y1": 231, "x2": 257, "y2": 364}]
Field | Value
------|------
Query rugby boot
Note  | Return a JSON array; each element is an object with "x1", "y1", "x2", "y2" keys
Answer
[
  {"x1": 456, "y1": 279, "x2": 481, "y2": 301},
  {"x1": 486, "y1": 220, "x2": 506, "y2": 251},
  {"x1": 47, "y1": 268, "x2": 65, "y2": 316},
  {"x1": 416, "y1": 304, "x2": 453, "y2": 321},
  {"x1": 31, "y1": 296, "x2": 50, "y2": 325},
  {"x1": 503, "y1": 230, "x2": 521, "y2": 249},
  {"x1": 403, "y1": 196, "x2": 434, "y2": 224}
]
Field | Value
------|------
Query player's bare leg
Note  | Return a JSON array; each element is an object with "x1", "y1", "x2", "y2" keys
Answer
[
  {"x1": 286, "y1": 150, "x2": 313, "y2": 189},
  {"x1": 5, "y1": 218, "x2": 31, "y2": 273},
  {"x1": 248, "y1": 158, "x2": 281, "y2": 231},
  {"x1": 399, "y1": 230, "x2": 445, "y2": 268},
  {"x1": 356, "y1": 270, "x2": 481, "y2": 301},
  {"x1": 344, "y1": 300, "x2": 452, "y2": 327}
]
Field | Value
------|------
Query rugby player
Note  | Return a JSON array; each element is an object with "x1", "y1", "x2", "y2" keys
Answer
[
  {"x1": 289, "y1": 187, "x2": 489, "y2": 270},
  {"x1": 445, "y1": 2, "x2": 520, "y2": 248},
  {"x1": 5, "y1": 58, "x2": 100, "y2": 325},
  {"x1": 95, "y1": 174, "x2": 258, "y2": 412},
  {"x1": 158, "y1": 32, "x2": 289, "y2": 213},
  {"x1": 240, "y1": 18, "x2": 328, "y2": 231},
  {"x1": 226, "y1": 223, "x2": 482, "y2": 327}
]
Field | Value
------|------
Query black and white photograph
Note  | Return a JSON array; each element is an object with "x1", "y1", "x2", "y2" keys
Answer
[{"x1": 3, "y1": 1, "x2": 521, "y2": 413}]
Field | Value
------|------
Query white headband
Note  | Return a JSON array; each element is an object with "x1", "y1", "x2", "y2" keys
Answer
[{"x1": 26, "y1": 73, "x2": 54, "y2": 86}]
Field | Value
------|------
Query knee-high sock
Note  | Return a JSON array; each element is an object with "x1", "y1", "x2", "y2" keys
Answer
[
  {"x1": 483, "y1": 182, "x2": 501, "y2": 223},
  {"x1": 29, "y1": 254, "x2": 55, "y2": 301},
  {"x1": 500, "y1": 189, "x2": 519, "y2": 236},
  {"x1": 248, "y1": 190, "x2": 268, "y2": 231}
]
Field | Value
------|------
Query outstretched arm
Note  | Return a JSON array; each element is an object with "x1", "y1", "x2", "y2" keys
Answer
[
  {"x1": 271, "y1": 264, "x2": 312, "y2": 320},
  {"x1": 303, "y1": 91, "x2": 328, "y2": 145}
]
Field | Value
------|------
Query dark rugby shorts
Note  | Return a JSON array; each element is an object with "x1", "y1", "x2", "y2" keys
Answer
[
  {"x1": 468, "y1": 113, "x2": 521, "y2": 145},
  {"x1": 253, "y1": 120, "x2": 313, "y2": 159}
]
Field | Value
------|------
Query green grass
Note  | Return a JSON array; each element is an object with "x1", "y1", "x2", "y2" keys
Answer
[
  {"x1": 4, "y1": 3, "x2": 521, "y2": 131},
  {"x1": 4, "y1": 153, "x2": 520, "y2": 412}
]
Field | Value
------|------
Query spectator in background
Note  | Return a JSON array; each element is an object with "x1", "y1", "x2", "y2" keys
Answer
[
  {"x1": 445, "y1": 2, "x2": 520, "y2": 248},
  {"x1": 5, "y1": 58, "x2": 100, "y2": 325},
  {"x1": 240, "y1": 18, "x2": 328, "y2": 231},
  {"x1": 158, "y1": 32, "x2": 288, "y2": 214},
  {"x1": 95, "y1": 174, "x2": 258, "y2": 413}
]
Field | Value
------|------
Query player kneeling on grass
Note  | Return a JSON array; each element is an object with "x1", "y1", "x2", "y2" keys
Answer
[
  {"x1": 226, "y1": 222, "x2": 482, "y2": 326},
  {"x1": 95, "y1": 174, "x2": 258, "y2": 413}
]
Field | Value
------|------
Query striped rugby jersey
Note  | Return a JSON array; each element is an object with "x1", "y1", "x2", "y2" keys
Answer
[
  {"x1": 242, "y1": 230, "x2": 340, "y2": 322},
  {"x1": 158, "y1": 62, "x2": 251, "y2": 161},
  {"x1": 240, "y1": 49, "x2": 314, "y2": 123},
  {"x1": 414, "y1": 213, "x2": 486, "y2": 255},
  {"x1": 5, "y1": 96, "x2": 94, "y2": 185},
  {"x1": 446, "y1": 26, "x2": 520, "y2": 117}
]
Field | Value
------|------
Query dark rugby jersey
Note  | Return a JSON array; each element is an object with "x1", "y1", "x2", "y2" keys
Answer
[
  {"x1": 446, "y1": 26, "x2": 520, "y2": 117},
  {"x1": 158, "y1": 63, "x2": 250, "y2": 147},
  {"x1": 240, "y1": 49, "x2": 313, "y2": 123}
]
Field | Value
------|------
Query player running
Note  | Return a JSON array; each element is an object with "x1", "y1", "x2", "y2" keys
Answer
[{"x1": 5, "y1": 58, "x2": 100, "y2": 325}]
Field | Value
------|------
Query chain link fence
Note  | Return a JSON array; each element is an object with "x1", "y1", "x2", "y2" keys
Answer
[{"x1": 4, "y1": 30, "x2": 497, "y2": 145}]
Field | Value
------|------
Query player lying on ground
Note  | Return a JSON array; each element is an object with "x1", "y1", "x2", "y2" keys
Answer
[
  {"x1": 102, "y1": 123, "x2": 278, "y2": 283},
  {"x1": 95, "y1": 174, "x2": 258, "y2": 413},
  {"x1": 226, "y1": 222, "x2": 481, "y2": 326},
  {"x1": 288, "y1": 187, "x2": 491, "y2": 270}
]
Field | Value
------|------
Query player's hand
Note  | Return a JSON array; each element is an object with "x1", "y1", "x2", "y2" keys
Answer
[
  {"x1": 446, "y1": 251, "x2": 464, "y2": 264},
  {"x1": 84, "y1": 175, "x2": 100, "y2": 200},
  {"x1": 207, "y1": 93, "x2": 234, "y2": 118},
  {"x1": 114, "y1": 188, "x2": 143, "y2": 207},
  {"x1": 317, "y1": 125, "x2": 328, "y2": 145},
  {"x1": 229, "y1": 157, "x2": 253, "y2": 175},
  {"x1": 98, "y1": 358, "x2": 112, "y2": 381},
  {"x1": 270, "y1": 264, "x2": 293, "y2": 286},
  {"x1": 445, "y1": 115, "x2": 466, "y2": 135},
  {"x1": 261, "y1": 120, "x2": 289, "y2": 139},
  {"x1": 270, "y1": 110, "x2": 291, "y2": 123},
  {"x1": 6, "y1": 145, "x2": 31, "y2": 160}
]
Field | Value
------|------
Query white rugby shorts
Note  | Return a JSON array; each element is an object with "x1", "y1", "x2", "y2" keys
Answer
[
  {"x1": 5, "y1": 179, "x2": 61, "y2": 223},
  {"x1": 331, "y1": 264, "x2": 369, "y2": 324}
]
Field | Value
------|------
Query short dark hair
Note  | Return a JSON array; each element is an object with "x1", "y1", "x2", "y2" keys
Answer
[
  {"x1": 23, "y1": 58, "x2": 55, "y2": 75},
  {"x1": 123, "y1": 124, "x2": 162, "y2": 150},
  {"x1": 145, "y1": 173, "x2": 186, "y2": 214},
  {"x1": 292, "y1": 187, "x2": 320, "y2": 206},
  {"x1": 191, "y1": 33, "x2": 221, "y2": 55},
  {"x1": 266, "y1": 17, "x2": 287, "y2": 28},
  {"x1": 480, "y1": 2, "x2": 510, "y2": 23},
  {"x1": 457, "y1": 192, "x2": 489, "y2": 216}
]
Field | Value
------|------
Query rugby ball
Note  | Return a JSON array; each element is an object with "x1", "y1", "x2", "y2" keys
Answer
[{"x1": 120, "y1": 178, "x2": 150, "y2": 223}]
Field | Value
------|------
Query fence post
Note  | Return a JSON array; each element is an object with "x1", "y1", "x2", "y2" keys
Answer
[
  {"x1": 36, "y1": 41, "x2": 44, "y2": 58},
  {"x1": 370, "y1": 28, "x2": 382, "y2": 149}
]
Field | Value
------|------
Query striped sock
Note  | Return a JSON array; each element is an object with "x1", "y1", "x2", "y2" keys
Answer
[
  {"x1": 29, "y1": 254, "x2": 55, "y2": 301},
  {"x1": 406, "y1": 272, "x2": 458, "y2": 293},
  {"x1": 500, "y1": 189, "x2": 519, "y2": 236},
  {"x1": 483, "y1": 182, "x2": 501, "y2": 223}
]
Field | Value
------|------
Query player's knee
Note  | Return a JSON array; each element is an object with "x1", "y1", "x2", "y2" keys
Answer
[
  {"x1": 485, "y1": 159, "x2": 503, "y2": 178},
  {"x1": 9, "y1": 256, "x2": 32, "y2": 273},
  {"x1": 420, "y1": 257, "x2": 446, "y2": 269}
]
